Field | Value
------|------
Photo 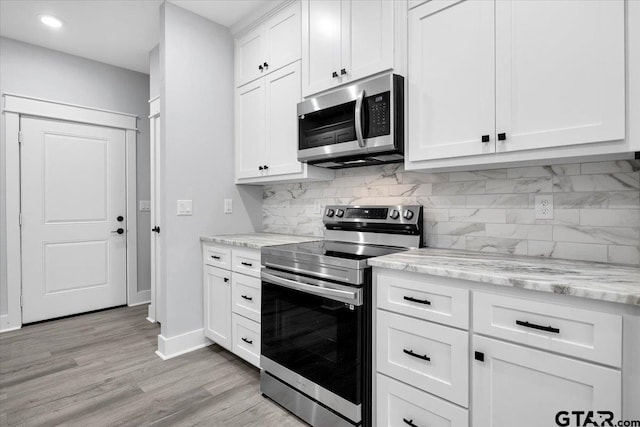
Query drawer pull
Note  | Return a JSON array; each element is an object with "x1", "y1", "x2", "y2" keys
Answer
[
  {"x1": 211, "y1": 255, "x2": 221, "y2": 260},
  {"x1": 241, "y1": 262, "x2": 253, "y2": 267},
  {"x1": 403, "y1": 349, "x2": 430, "y2": 362},
  {"x1": 241, "y1": 337, "x2": 253, "y2": 345},
  {"x1": 403, "y1": 296, "x2": 431, "y2": 306},
  {"x1": 241, "y1": 295, "x2": 253, "y2": 301},
  {"x1": 403, "y1": 418, "x2": 419, "y2": 427},
  {"x1": 516, "y1": 320, "x2": 560, "y2": 334}
]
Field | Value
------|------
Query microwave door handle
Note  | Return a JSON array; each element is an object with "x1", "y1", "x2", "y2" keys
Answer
[{"x1": 355, "y1": 90, "x2": 366, "y2": 148}]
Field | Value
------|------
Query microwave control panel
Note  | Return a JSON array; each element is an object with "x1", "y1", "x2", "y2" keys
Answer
[{"x1": 365, "y1": 92, "x2": 391, "y2": 138}]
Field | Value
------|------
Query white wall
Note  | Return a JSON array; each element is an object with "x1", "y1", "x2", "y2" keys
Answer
[
  {"x1": 159, "y1": 3, "x2": 262, "y2": 340},
  {"x1": 0, "y1": 37, "x2": 151, "y2": 318},
  {"x1": 149, "y1": 45, "x2": 160, "y2": 99}
]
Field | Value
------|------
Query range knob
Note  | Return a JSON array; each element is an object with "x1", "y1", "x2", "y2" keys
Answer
[
  {"x1": 336, "y1": 209, "x2": 344, "y2": 218},
  {"x1": 389, "y1": 209, "x2": 400, "y2": 219},
  {"x1": 326, "y1": 208, "x2": 335, "y2": 217},
  {"x1": 403, "y1": 209, "x2": 414, "y2": 220}
]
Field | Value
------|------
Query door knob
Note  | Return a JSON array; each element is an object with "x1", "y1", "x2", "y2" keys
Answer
[
  {"x1": 258, "y1": 166, "x2": 264, "y2": 170},
  {"x1": 340, "y1": 68, "x2": 347, "y2": 75},
  {"x1": 263, "y1": 165, "x2": 269, "y2": 170},
  {"x1": 263, "y1": 62, "x2": 268, "y2": 69},
  {"x1": 117, "y1": 215, "x2": 124, "y2": 222},
  {"x1": 332, "y1": 71, "x2": 338, "y2": 78},
  {"x1": 152, "y1": 226, "x2": 160, "y2": 234},
  {"x1": 111, "y1": 228, "x2": 125, "y2": 235},
  {"x1": 258, "y1": 65, "x2": 264, "y2": 71}
]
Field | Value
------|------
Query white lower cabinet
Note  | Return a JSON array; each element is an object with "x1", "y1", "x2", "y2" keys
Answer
[
  {"x1": 472, "y1": 335, "x2": 621, "y2": 427},
  {"x1": 373, "y1": 268, "x2": 629, "y2": 427},
  {"x1": 203, "y1": 243, "x2": 262, "y2": 368},
  {"x1": 203, "y1": 265, "x2": 232, "y2": 350},
  {"x1": 377, "y1": 374, "x2": 468, "y2": 427},
  {"x1": 232, "y1": 313, "x2": 261, "y2": 367}
]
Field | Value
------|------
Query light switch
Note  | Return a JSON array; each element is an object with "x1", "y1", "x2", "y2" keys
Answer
[
  {"x1": 224, "y1": 199, "x2": 233, "y2": 214},
  {"x1": 177, "y1": 200, "x2": 193, "y2": 216},
  {"x1": 139, "y1": 200, "x2": 151, "y2": 212}
]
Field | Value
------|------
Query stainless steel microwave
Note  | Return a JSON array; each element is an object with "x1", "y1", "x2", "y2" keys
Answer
[{"x1": 297, "y1": 73, "x2": 404, "y2": 169}]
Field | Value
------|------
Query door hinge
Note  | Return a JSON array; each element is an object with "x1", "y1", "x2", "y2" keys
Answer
[
  {"x1": 19, "y1": 213, "x2": 22, "y2": 226},
  {"x1": 18, "y1": 131, "x2": 24, "y2": 144},
  {"x1": 20, "y1": 294, "x2": 23, "y2": 307}
]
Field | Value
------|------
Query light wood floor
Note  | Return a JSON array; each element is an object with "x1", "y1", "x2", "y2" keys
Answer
[{"x1": 0, "y1": 305, "x2": 306, "y2": 427}]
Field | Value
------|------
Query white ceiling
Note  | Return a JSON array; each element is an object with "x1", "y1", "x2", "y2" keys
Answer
[{"x1": 0, "y1": 0, "x2": 277, "y2": 74}]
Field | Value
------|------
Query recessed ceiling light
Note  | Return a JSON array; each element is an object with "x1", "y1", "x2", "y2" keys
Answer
[{"x1": 39, "y1": 15, "x2": 63, "y2": 29}]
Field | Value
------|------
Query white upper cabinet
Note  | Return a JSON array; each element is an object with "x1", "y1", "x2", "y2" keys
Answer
[
  {"x1": 302, "y1": 0, "x2": 399, "y2": 97},
  {"x1": 264, "y1": 62, "x2": 304, "y2": 177},
  {"x1": 494, "y1": 0, "x2": 625, "y2": 153},
  {"x1": 235, "y1": 79, "x2": 266, "y2": 180},
  {"x1": 407, "y1": 0, "x2": 627, "y2": 169},
  {"x1": 408, "y1": 0, "x2": 496, "y2": 161},
  {"x1": 235, "y1": 1, "x2": 301, "y2": 88}
]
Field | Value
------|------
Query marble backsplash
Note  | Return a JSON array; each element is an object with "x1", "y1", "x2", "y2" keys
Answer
[{"x1": 262, "y1": 160, "x2": 640, "y2": 265}]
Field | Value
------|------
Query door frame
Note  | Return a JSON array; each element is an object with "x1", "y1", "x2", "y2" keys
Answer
[
  {"x1": 147, "y1": 95, "x2": 161, "y2": 324},
  {"x1": 1, "y1": 93, "x2": 139, "y2": 332}
]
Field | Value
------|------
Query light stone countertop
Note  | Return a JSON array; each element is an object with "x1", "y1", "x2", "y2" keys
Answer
[
  {"x1": 200, "y1": 232, "x2": 320, "y2": 249},
  {"x1": 368, "y1": 248, "x2": 640, "y2": 306}
]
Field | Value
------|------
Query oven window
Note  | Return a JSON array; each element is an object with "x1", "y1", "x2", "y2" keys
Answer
[{"x1": 261, "y1": 281, "x2": 362, "y2": 404}]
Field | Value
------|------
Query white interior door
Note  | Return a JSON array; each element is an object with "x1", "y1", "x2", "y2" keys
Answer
[
  {"x1": 20, "y1": 117, "x2": 127, "y2": 323},
  {"x1": 149, "y1": 108, "x2": 162, "y2": 324}
]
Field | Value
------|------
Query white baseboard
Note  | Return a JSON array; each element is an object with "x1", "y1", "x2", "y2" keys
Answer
[
  {"x1": 0, "y1": 314, "x2": 22, "y2": 333},
  {"x1": 156, "y1": 328, "x2": 210, "y2": 360}
]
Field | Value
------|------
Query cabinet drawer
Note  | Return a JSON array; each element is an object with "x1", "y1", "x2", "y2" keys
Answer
[
  {"x1": 377, "y1": 270, "x2": 469, "y2": 329},
  {"x1": 232, "y1": 248, "x2": 261, "y2": 277},
  {"x1": 203, "y1": 244, "x2": 231, "y2": 270},
  {"x1": 232, "y1": 274, "x2": 261, "y2": 323},
  {"x1": 377, "y1": 374, "x2": 468, "y2": 427},
  {"x1": 377, "y1": 310, "x2": 469, "y2": 407},
  {"x1": 232, "y1": 313, "x2": 261, "y2": 368},
  {"x1": 473, "y1": 292, "x2": 622, "y2": 368}
]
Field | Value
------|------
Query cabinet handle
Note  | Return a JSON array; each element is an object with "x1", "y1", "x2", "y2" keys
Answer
[
  {"x1": 211, "y1": 255, "x2": 221, "y2": 260},
  {"x1": 242, "y1": 337, "x2": 253, "y2": 345},
  {"x1": 403, "y1": 348, "x2": 430, "y2": 362},
  {"x1": 403, "y1": 418, "x2": 419, "y2": 427},
  {"x1": 263, "y1": 62, "x2": 269, "y2": 69},
  {"x1": 332, "y1": 71, "x2": 338, "y2": 78},
  {"x1": 258, "y1": 65, "x2": 264, "y2": 71},
  {"x1": 241, "y1": 294, "x2": 253, "y2": 301},
  {"x1": 340, "y1": 68, "x2": 347, "y2": 75},
  {"x1": 241, "y1": 262, "x2": 253, "y2": 267},
  {"x1": 224, "y1": 277, "x2": 229, "y2": 283},
  {"x1": 516, "y1": 320, "x2": 560, "y2": 334},
  {"x1": 498, "y1": 132, "x2": 507, "y2": 141},
  {"x1": 481, "y1": 134, "x2": 490, "y2": 143},
  {"x1": 403, "y1": 296, "x2": 431, "y2": 306}
]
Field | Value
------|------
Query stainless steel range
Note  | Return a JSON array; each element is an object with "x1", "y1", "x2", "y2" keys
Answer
[{"x1": 260, "y1": 205, "x2": 424, "y2": 427}]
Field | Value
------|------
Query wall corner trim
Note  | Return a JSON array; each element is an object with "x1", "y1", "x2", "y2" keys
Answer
[{"x1": 156, "y1": 329, "x2": 210, "y2": 360}]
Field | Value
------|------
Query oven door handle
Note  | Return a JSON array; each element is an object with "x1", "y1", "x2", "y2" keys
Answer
[
  {"x1": 355, "y1": 90, "x2": 366, "y2": 148},
  {"x1": 261, "y1": 271, "x2": 362, "y2": 306}
]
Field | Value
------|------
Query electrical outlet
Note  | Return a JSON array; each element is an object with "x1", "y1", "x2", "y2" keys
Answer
[
  {"x1": 224, "y1": 199, "x2": 233, "y2": 214},
  {"x1": 535, "y1": 195, "x2": 554, "y2": 219},
  {"x1": 139, "y1": 200, "x2": 151, "y2": 212}
]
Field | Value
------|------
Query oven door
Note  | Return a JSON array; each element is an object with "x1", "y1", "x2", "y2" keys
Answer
[{"x1": 261, "y1": 269, "x2": 363, "y2": 422}]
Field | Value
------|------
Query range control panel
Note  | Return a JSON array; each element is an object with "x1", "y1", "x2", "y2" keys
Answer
[{"x1": 324, "y1": 205, "x2": 421, "y2": 224}]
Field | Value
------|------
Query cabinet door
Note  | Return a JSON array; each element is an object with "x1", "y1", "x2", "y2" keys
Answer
[
  {"x1": 495, "y1": 0, "x2": 625, "y2": 152},
  {"x1": 265, "y1": 1, "x2": 301, "y2": 74},
  {"x1": 302, "y1": 0, "x2": 342, "y2": 97},
  {"x1": 408, "y1": 0, "x2": 495, "y2": 161},
  {"x1": 235, "y1": 79, "x2": 266, "y2": 180},
  {"x1": 235, "y1": 26, "x2": 266, "y2": 87},
  {"x1": 203, "y1": 266, "x2": 232, "y2": 350},
  {"x1": 265, "y1": 62, "x2": 304, "y2": 177},
  {"x1": 473, "y1": 335, "x2": 621, "y2": 427},
  {"x1": 341, "y1": 0, "x2": 393, "y2": 84}
]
